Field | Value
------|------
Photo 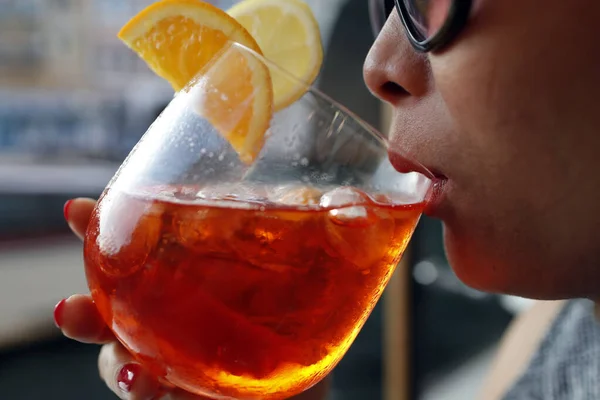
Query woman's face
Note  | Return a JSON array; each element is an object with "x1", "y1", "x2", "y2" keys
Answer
[{"x1": 364, "y1": 0, "x2": 600, "y2": 299}]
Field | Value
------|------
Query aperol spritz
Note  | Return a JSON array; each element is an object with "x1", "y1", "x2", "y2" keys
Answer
[
  {"x1": 83, "y1": 39, "x2": 432, "y2": 399},
  {"x1": 85, "y1": 183, "x2": 424, "y2": 398}
]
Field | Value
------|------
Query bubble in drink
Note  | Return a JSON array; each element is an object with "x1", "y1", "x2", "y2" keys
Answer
[{"x1": 84, "y1": 184, "x2": 424, "y2": 399}]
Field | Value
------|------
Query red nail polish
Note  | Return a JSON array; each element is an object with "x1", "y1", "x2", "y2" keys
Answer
[
  {"x1": 63, "y1": 200, "x2": 74, "y2": 221},
  {"x1": 53, "y1": 299, "x2": 67, "y2": 328},
  {"x1": 117, "y1": 364, "x2": 141, "y2": 393}
]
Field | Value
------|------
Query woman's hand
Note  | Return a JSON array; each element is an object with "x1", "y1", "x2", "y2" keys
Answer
[{"x1": 56, "y1": 198, "x2": 330, "y2": 400}]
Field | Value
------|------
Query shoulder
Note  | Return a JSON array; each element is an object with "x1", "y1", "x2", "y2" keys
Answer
[{"x1": 479, "y1": 300, "x2": 567, "y2": 400}]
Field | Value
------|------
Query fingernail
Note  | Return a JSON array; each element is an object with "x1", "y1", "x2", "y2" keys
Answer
[
  {"x1": 54, "y1": 299, "x2": 67, "y2": 328},
  {"x1": 63, "y1": 200, "x2": 74, "y2": 222},
  {"x1": 117, "y1": 363, "x2": 141, "y2": 393}
]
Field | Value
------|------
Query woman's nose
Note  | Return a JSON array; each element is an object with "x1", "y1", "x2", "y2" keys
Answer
[{"x1": 363, "y1": 15, "x2": 430, "y2": 105}]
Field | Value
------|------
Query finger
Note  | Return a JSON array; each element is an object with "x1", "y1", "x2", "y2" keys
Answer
[
  {"x1": 99, "y1": 342, "x2": 163, "y2": 400},
  {"x1": 64, "y1": 197, "x2": 97, "y2": 240},
  {"x1": 54, "y1": 294, "x2": 114, "y2": 344}
]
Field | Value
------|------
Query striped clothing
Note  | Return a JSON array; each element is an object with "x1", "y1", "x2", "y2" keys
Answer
[{"x1": 504, "y1": 300, "x2": 600, "y2": 399}]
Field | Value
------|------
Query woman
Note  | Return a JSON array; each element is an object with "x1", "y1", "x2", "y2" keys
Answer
[{"x1": 55, "y1": 0, "x2": 600, "y2": 398}]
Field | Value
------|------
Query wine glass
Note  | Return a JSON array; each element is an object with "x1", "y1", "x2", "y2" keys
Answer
[{"x1": 84, "y1": 42, "x2": 432, "y2": 400}]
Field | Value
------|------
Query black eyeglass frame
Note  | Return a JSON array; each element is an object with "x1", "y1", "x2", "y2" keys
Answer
[{"x1": 394, "y1": 0, "x2": 472, "y2": 53}]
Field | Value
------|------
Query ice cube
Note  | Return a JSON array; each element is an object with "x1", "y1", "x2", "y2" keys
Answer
[
  {"x1": 319, "y1": 187, "x2": 370, "y2": 209},
  {"x1": 268, "y1": 185, "x2": 322, "y2": 207},
  {"x1": 176, "y1": 184, "x2": 271, "y2": 255},
  {"x1": 196, "y1": 183, "x2": 267, "y2": 204},
  {"x1": 173, "y1": 206, "x2": 242, "y2": 255},
  {"x1": 371, "y1": 193, "x2": 392, "y2": 205},
  {"x1": 233, "y1": 214, "x2": 309, "y2": 271},
  {"x1": 232, "y1": 204, "x2": 322, "y2": 272},
  {"x1": 323, "y1": 188, "x2": 396, "y2": 269},
  {"x1": 328, "y1": 206, "x2": 370, "y2": 225},
  {"x1": 320, "y1": 187, "x2": 373, "y2": 228}
]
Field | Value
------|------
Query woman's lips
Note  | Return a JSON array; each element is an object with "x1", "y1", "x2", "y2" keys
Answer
[
  {"x1": 387, "y1": 149, "x2": 447, "y2": 216},
  {"x1": 388, "y1": 150, "x2": 435, "y2": 179},
  {"x1": 424, "y1": 176, "x2": 448, "y2": 217}
]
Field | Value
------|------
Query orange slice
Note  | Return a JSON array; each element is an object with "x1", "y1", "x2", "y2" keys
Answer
[
  {"x1": 118, "y1": 0, "x2": 262, "y2": 92},
  {"x1": 228, "y1": 0, "x2": 323, "y2": 111},
  {"x1": 118, "y1": 0, "x2": 273, "y2": 163},
  {"x1": 191, "y1": 44, "x2": 273, "y2": 163}
]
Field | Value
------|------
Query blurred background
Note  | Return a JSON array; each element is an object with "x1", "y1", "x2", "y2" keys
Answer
[{"x1": 0, "y1": 0, "x2": 532, "y2": 398}]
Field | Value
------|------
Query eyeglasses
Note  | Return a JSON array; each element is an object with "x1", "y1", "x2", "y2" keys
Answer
[{"x1": 369, "y1": 0, "x2": 473, "y2": 53}]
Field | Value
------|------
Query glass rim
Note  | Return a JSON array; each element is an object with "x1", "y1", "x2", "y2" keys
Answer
[{"x1": 187, "y1": 41, "x2": 433, "y2": 180}]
